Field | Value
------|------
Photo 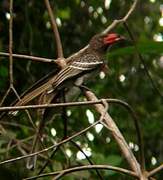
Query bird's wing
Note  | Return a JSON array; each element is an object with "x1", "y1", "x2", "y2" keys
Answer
[
  {"x1": 53, "y1": 53, "x2": 104, "y2": 88},
  {"x1": 14, "y1": 54, "x2": 103, "y2": 106}
]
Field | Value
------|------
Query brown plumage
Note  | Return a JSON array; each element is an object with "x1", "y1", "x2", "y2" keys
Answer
[{"x1": 13, "y1": 33, "x2": 124, "y2": 108}]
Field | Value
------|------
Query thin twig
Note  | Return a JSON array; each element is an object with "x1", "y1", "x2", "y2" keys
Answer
[
  {"x1": 0, "y1": 121, "x2": 33, "y2": 130},
  {"x1": 70, "y1": 140, "x2": 104, "y2": 180},
  {"x1": 9, "y1": 0, "x2": 14, "y2": 86},
  {"x1": 23, "y1": 165, "x2": 137, "y2": 180},
  {"x1": 0, "y1": 98, "x2": 137, "y2": 112},
  {"x1": 0, "y1": 0, "x2": 15, "y2": 105},
  {"x1": 44, "y1": 0, "x2": 63, "y2": 58},
  {"x1": 38, "y1": 145, "x2": 60, "y2": 174},
  {"x1": 0, "y1": 88, "x2": 11, "y2": 106},
  {"x1": 5, "y1": 136, "x2": 34, "y2": 153},
  {"x1": 0, "y1": 99, "x2": 103, "y2": 112},
  {"x1": 0, "y1": 52, "x2": 55, "y2": 63},
  {"x1": 102, "y1": 0, "x2": 138, "y2": 35},
  {"x1": 148, "y1": 164, "x2": 163, "y2": 178}
]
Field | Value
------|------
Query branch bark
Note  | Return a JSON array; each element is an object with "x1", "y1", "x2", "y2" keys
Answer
[
  {"x1": 148, "y1": 164, "x2": 163, "y2": 178},
  {"x1": 23, "y1": 165, "x2": 137, "y2": 180},
  {"x1": 84, "y1": 90, "x2": 147, "y2": 179},
  {"x1": 44, "y1": 0, "x2": 64, "y2": 58},
  {"x1": 0, "y1": 52, "x2": 55, "y2": 63}
]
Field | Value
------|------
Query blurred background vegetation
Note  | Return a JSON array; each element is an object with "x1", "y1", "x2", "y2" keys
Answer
[{"x1": 0, "y1": 0, "x2": 163, "y2": 179}]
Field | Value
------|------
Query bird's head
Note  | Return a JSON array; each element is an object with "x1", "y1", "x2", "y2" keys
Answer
[{"x1": 89, "y1": 33, "x2": 125, "y2": 51}]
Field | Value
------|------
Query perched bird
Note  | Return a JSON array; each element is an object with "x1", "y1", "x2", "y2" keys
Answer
[
  {"x1": 13, "y1": 33, "x2": 124, "y2": 108},
  {"x1": 14, "y1": 32, "x2": 125, "y2": 169}
]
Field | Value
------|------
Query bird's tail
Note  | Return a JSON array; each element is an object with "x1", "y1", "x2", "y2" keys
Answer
[{"x1": 26, "y1": 91, "x2": 58, "y2": 169}]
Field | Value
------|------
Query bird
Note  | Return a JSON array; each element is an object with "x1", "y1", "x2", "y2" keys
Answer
[
  {"x1": 12, "y1": 32, "x2": 124, "y2": 109},
  {"x1": 13, "y1": 32, "x2": 125, "y2": 169}
]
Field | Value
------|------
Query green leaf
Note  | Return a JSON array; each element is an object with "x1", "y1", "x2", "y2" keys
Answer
[{"x1": 58, "y1": 8, "x2": 71, "y2": 19}]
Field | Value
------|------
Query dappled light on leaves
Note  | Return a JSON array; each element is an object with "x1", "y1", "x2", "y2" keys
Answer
[
  {"x1": 105, "y1": 0, "x2": 112, "y2": 9},
  {"x1": 149, "y1": 0, "x2": 156, "y2": 3},
  {"x1": 56, "y1": 17, "x2": 62, "y2": 27},
  {"x1": 76, "y1": 147, "x2": 92, "y2": 160},
  {"x1": 99, "y1": 71, "x2": 106, "y2": 79},
  {"x1": 86, "y1": 109, "x2": 94, "y2": 124},
  {"x1": 153, "y1": 33, "x2": 163, "y2": 42},
  {"x1": 5, "y1": 12, "x2": 11, "y2": 20},
  {"x1": 51, "y1": 128, "x2": 56, "y2": 137},
  {"x1": 86, "y1": 132, "x2": 94, "y2": 141},
  {"x1": 159, "y1": 17, "x2": 163, "y2": 26},
  {"x1": 119, "y1": 74, "x2": 126, "y2": 82},
  {"x1": 66, "y1": 110, "x2": 72, "y2": 116},
  {"x1": 66, "y1": 149, "x2": 72, "y2": 158},
  {"x1": 95, "y1": 124, "x2": 103, "y2": 133},
  {"x1": 151, "y1": 156, "x2": 157, "y2": 166},
  {"x1": 106, "y1": 137, "x2": 111, "y2": 143}
]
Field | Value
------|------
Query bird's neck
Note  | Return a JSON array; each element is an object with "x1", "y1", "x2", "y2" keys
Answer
[
  {"x1": 66, "y1": 45, "x2": 106, "y2": 64},
  {"x1": 87, "y1": 45, "x2": 106, "y2": 57}
]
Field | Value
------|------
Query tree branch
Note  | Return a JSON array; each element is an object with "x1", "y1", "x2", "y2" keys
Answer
[
  {"x1": 148, "y1": 164, "x2": 163, "y2": 178},
  {"x1": 0, "y1": 98, "x2": 139, "y2": 112},
  {"x1": 23, "y1": 165, "x2": 137, "y2": 180},
  {"x1": 44, "y1": 0, "x2": 64, "y2": 58},
  {"x1": 9, "y1": 0, "x2": 14, "y2": 86},
  {"x1": 0, "y1": 52, "x2": 55, "y2": 63},
  {"x1": 83, "y1": 90, "x2": 142, "y2": 177}
]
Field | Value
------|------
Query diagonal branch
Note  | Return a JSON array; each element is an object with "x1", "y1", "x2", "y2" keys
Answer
[
  {"x1": 44, "y1": 0, "x2": 64, "y2": 58},
  {"x1": 148, "y1": 164, "x2": 163, "y2": 178},
  {"x1": 102, "y1": 0, "x2": 138, "y2": 35},
  {"x1": 84, "y1": 90, "x2": 142, "y2": 177},
  {"x1": 70, "y1": 140, "x2": 104, "y2": 180}
]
